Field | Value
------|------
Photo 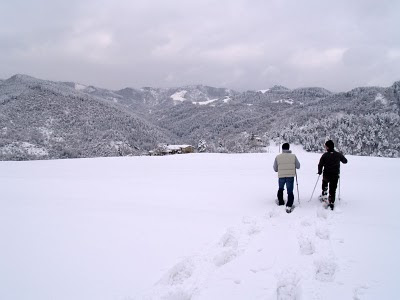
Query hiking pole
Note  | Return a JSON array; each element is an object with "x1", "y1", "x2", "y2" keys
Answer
[
  {"x1": 308, "y1": 175, "x2": 320, "y2": 202},
  {"x1": 295, "y1": 172, "x2": 300, "y2": 204}
]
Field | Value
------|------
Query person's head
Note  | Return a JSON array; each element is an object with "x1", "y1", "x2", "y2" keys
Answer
[
  {"x1": 325, "y1": 140, "x2": 334, "y2": 151},
  {"x1": 282, "y1": 143, "x2": 290, "y2": 150}
]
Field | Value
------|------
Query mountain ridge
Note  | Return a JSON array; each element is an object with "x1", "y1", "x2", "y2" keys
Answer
[{"x1": 0, "y1": 74, "x2": 399, "y2": 160}]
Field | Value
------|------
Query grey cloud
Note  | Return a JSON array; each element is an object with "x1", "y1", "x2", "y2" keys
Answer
[{"x1": 0, "y1": 0, "x2": 399, "y2": 91}]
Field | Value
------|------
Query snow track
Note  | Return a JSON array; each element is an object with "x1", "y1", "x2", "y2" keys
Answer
[
  {"x1": 1, "y1": 153, "x2": 399, "y2": 300},
  {"x1": 140, "y1": 199, "x2": 370, "y2": 299}
]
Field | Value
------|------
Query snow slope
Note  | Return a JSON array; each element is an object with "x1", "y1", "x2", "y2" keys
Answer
[{"x1": 0, "y1": 149, "x2": 399, "y2": 300}]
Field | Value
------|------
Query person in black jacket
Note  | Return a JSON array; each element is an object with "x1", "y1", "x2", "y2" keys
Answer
[{"x1": 318, "y1": 140, "x2": 347, "y2": 210}]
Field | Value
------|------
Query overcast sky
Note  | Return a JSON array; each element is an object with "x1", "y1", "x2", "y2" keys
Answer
[{"x1": 1, "y1": 0, "x2": 399, "y2": 92}]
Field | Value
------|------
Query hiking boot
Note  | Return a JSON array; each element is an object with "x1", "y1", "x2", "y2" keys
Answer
[
  {"x1": 286, "y1": 206, "x2": 292, "y2": 213},
  {"x1": 329, "y1": 203, "x2": 334, "y2": 210},
  {"x1": 318, "y1": 194, "x2": 328, "y2": 202}
]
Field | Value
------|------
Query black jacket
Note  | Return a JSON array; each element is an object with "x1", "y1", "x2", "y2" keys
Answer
[{"x1": 318, "y1": 150, "x2": 347, "y2": 176}]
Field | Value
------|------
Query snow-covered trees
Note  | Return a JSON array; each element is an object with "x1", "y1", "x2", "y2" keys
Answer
[
  {"x1": 270, "y1": 113, "x2": 400, "y2": 157},
  {"x1": 197, "y1": 139, "x2": 207, "y2": 152},
  {"x1": 0, "y1": 76, "x2": 170, "y2": 160},
  {"x1": 1, "y1": 74, "x2": 399, "y2": 160}
]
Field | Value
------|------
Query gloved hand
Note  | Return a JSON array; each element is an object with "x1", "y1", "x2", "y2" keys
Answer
[{"x1": 317, "y1": 172, "x2": 322, "y2": 175}]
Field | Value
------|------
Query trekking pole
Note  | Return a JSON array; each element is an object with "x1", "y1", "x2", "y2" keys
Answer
[
  {"x1": 295, "y1": 172, "x2": 300, "y2": 204},
  {"x1": 308, "y1": 175, "x2": 320, "y2": 202}
]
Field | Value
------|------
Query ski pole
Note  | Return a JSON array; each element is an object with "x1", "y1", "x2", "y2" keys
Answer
[
  {"x1": 295, "y1": 172, "x2": 300, "y2": 204},
  {"x1": 308, "y1": 175, "x2": 320, "y2": 202},
  {"x1": 339, "y1": 176, "x2": 341, "y2": 201}
]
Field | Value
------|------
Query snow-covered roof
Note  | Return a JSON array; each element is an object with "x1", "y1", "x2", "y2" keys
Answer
[{"x1": 166, "y1": 144, "x2": 192, "y2": 150}]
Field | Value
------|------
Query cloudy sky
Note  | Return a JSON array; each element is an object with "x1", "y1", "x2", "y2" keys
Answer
[{"x1": 1, "y1": 0, "x2": 399, "y2": 91}]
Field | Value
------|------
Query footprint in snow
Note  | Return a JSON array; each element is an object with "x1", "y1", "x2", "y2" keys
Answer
[
  {"x1": 298, "y1": 234, "x2": 315, "y2": 255},
  {"x1": 247, "y1": 224, "x2": 262, "y2": 235},
  {"x1": 314, "y1": 258, "x2": 337, "y2": 282},
  {"x1": 213, "y1": 249, "x2": 237, "y2": 267},
  {"x1": 316, "y1": 227, "x2": 330, "y2": 240},
  {"x1": 158, "y1": 259, "x2": 195, "y2": 286},
  {"x1": 219, "y1": 228, "x2": 239, "y2": 249},
  {"x1": 276, "y1": 269, "x2": 302, "y2": 300}
]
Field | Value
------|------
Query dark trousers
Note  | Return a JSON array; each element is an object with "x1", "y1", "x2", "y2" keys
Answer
[
  {"x1": 277, "y1": 177, "x2": 294, "y2": 207},
  {"x1": 322, "y1": 174, "x2": 339, "y2": 203}
]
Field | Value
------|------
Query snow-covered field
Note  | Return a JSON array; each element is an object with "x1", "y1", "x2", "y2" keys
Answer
[{"x1": 1, "y1": 147, "x2": 399, "y2": 299}]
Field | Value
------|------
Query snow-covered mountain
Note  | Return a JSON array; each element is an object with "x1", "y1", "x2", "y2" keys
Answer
[
  {"x1": 113, "y1": 85, "x2": 237, "y2": 109},
  {"x1": 0, "y1": 74, "x2": 399, "y2": 160},
  {"x1": 0, "y1": 75, "x2": 173, "y2": 160}
]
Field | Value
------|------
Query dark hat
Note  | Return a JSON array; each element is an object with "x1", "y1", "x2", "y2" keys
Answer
[
  {"x1": 325, "y1": 140, "x2": 334, "y2": 150},
  {"x1": 282, "y1": 143, "x2": 290, "y2": 150}
]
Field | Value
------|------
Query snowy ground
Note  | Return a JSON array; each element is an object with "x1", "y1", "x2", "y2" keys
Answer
[{"x1": 0, "y1": 147, "x2": 399, "y2": 299}]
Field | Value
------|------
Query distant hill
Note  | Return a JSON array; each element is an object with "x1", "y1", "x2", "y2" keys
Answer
[
  {"x1": 0, "y1": 74, "x2": 399, "y2": 160},
  {"x1": 0, "y1": 75, "x2": 173, "y2": 160}
]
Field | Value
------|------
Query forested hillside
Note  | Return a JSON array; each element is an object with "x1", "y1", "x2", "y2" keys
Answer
[
  {"x1": 0, "y1": 74, "x2": 399, "y2": 160},
  {"x1": 0, "y1": 75, "x2": 173, "y2": 160}
]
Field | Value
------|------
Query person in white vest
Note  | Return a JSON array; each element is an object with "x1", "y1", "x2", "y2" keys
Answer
[{"x1": 273, "y1": 143, "x2": 301, "y2": 213}]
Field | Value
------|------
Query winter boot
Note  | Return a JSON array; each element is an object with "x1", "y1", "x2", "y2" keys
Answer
[
  {"x1": 318, "y1": 194, "x2": 328, "y2": 203},
  {"x1": 319, "y1": 189, "x2": 328, "y2": 202},
  {"x1": 286, "y1": 206, "x2": 294, "y2": 213}
]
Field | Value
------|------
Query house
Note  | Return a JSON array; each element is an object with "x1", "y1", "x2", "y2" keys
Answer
[
  {"x1": 170, "y1": 145, "x2": 195, "y2": 154},
  {"x1": 149, "y1": 144, "x2": 195, "y2": 156}
]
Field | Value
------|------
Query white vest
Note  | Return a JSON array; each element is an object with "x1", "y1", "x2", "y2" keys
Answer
[{"x1": 276, "y1": 153, "x2": 296, "y2": 178}]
